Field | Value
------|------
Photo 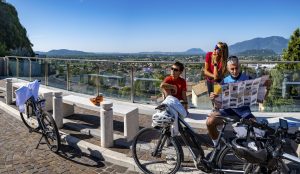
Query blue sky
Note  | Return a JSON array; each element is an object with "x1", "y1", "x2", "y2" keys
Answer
[{"x1": 6, "y1": 0, "x2": 300, "y2": 53}]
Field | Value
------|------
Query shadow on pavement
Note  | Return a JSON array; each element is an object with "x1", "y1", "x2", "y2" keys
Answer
[{"x1": 58, "y1": 144, "x2": 105, "y2": 168}]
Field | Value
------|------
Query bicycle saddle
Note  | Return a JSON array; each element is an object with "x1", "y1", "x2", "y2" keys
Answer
[{"x1": 155, "y1": 104, "x2": 167, "y2": 111}]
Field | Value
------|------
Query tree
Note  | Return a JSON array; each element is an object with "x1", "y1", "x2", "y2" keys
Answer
[
  {"x1": 278, "y1": 28, "x2": 300, "y2": 70},
  {"x1": 0, "y1": 42, "x2": 7, "y2": 56},
  {"x1": 0, "y1": 2, "x2": 34, "y2": 56}
]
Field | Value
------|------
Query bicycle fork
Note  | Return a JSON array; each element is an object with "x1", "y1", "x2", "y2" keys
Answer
[{"x1": 151, "y1": 129, "x2": 169, "y2": 157}]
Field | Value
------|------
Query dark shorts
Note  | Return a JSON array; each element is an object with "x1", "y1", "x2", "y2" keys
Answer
[{"x1": 219, "y1": 108, "x2": 255, "y2": 119}]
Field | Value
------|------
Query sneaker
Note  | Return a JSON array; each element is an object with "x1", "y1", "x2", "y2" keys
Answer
[{"x1": 194, "y1": 156, "x2": 211, "y2": 173}]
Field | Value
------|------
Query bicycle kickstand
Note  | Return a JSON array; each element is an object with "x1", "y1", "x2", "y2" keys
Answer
[{"x1": 35, "y1": 134, "x2": 45, "y2": 149}]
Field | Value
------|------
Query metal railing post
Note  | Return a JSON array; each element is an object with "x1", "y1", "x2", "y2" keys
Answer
[
  {"x1": 97, "y1": 65, "x2": 100, "y2": 96},
  {"x1": 67, "y1": 63, "x2": 71, "y2": 90},
  {"x1": 6, "y1": 57, "x2": 9, "y2": 76},
  {"x1": 16, "y1": 58, "x2": 19, "y2": 78},
  {"x1": 183, "y1": 63, "x2": 187, "y2": 79},
  {"x1": 4, "y1": 57, "x2": 7, "y2": 76},
  {"x1": 29, "y1": 59, "x2": 32, "y2": 81},
  {"x1": 45, "y1": 60, "x2": 48, "y2": 85},
  {"x1": 130, "y1": 64, "x2": 135, "y2": 103}
]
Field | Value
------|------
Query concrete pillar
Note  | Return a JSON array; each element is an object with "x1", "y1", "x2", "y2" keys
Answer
[
  {"x1": 124, "y1": 108, "x2": 139, "y2": 142},
  {"x1": 5, "y1": 78, "x2": 12, "y2": 104},
  {"x1": 100, "y1": 101, "x2": 113, "y2": 147},
  {"x1": 53, "y1": 92, "x2": 63, "y2": 129}
]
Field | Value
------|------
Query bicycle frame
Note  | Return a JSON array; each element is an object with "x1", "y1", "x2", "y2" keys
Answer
[
  {"x1": 26, "y1": 96, "x2": 47, "y2": 132},
  {"x1": 177, "y1": 116, "x2": 244, "y2": 173}
]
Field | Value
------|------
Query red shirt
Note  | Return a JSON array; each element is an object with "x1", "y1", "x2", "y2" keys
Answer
[
  {"x1": 205, "y1": 52, "x2": 223, "y2": 82},
  {"x1": 163, "y1": 76, "x2": 187, "y2": 100}
]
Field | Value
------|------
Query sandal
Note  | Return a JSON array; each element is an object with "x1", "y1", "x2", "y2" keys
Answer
[{"x1": 90, "y1": 95, "x2": 103, "y2": 106}]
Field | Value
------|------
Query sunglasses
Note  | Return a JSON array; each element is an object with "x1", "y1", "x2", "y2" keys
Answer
[
  {"x1": 171, "y1": 67, "x2": 180, "y2": 72},
  {"x1": 215, "y1": 45, "x2": 222, "y2": 51}
]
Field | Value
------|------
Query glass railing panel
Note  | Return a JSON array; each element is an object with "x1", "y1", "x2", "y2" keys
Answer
[
  {"x1": 47, "y1": 59, "x2": 68, "y2": 90},
  {"x1": 185, "y1": 63, "x2": 211, "y2": 109},
  {"x1": 92, "y1": 61, "x2": 132, "y2": 100},
  {"x1": 261, "y1": 64, "x2": 300, "y2": 112},
  {"x1": 18, "y1": 58, "x2": 31, "y2": 81},
  {"x1": 0, "y1": 57, "x2": 6, "y2": 77},
  {"x1": 30, "y1": 58, "x2": 46, "y2": 85},
  {"x1": 3, "y1": 56, "x2": 300, "y2": 112},
  {"x1": 7, "y1": 57, "x2": 17, "y2": 77},
  {"x1": 69, "y1": 61, "x2": 98, "y2": 95},
  {"x1": 133, "y1": 62, "x2": 167, "y2": 104}
]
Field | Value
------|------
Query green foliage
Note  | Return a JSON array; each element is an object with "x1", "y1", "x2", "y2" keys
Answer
[
  {"x1": 0, "y1": 2, "x2": 34, "y2": 56},
  {"x1": 0, "y1": 42, "x2": 7, "y2": 56},
  {"x1": 278, "y1": 28, "x2": 300, "y2": 70}
]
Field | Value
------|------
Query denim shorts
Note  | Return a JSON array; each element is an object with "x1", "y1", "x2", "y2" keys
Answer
[{"x1": 219, "y1": 108, "x2": 255, "y2": 119}]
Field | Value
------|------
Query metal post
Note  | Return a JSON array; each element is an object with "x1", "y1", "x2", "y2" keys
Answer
[
  {"x1": 130, "y1": 64, "x2": 134, "y2": 103},
  {"x1": 29, "y1": 59, "x2": 32, "y2": 81},
  {"x1": 45, "y1": 60, "x2": 48, "y2": 85},
  {"x1": 5, "y1": 57, "x2": 9, "y2": 76},
  {"x1": 183, "y1": 63, "x2": 187, "y2": 79},
  {"x1": 16, "y1": 58, "x2": 19, "y2": 78},
  {"x1": 97, "y1": 65, "x2": 100, "y2": 96},
  {"x1": 67, "y1": 63, "x2": 70, "y2": 90}
]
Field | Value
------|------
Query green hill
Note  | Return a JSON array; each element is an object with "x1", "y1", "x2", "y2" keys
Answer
[
  {"x1": 229, "y1": 36, "x2": 288, "y2": 54},
  {"x1": 0, "y1": 2, "x2": 34, "y2": 56},
  {"x1": 236, "y1": 49, "x2": 277, "y2": 56}
]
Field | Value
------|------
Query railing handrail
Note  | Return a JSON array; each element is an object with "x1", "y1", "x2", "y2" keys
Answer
[
  {"x1": 2, "y1": 55, "x2": 300, "y2": 111},
  {"x1": 4, "y1": 56, "x2": 300, "y2": 64}
]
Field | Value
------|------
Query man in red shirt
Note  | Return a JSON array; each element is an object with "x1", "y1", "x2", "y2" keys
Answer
[{"x1": 160, "y1": 61, "x2": 188, "y2": 111}]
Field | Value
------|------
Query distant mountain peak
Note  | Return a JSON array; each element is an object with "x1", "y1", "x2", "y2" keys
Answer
[
  {"x1": 185, "y1": 48, "x2": 206, "y2": 54},
  {"x1": 229, "y1": 36, "x2": 288, "y2": 54}
]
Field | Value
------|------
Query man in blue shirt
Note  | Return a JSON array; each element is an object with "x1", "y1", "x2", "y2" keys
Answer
[{"x1": 206, "y1": 56, "x2": 255, "y2": 145}]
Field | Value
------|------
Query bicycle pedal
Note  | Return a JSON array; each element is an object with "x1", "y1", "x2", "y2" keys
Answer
[{"x1": 194, "y1": 157, "x2": 211, "y2": 173}]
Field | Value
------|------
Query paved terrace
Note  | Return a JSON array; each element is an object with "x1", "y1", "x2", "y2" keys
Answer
[
  {"x1": 0, "y1": 107, "x2": 139, "y2": 174},
  {"x1": 0, "y1": 79, "x2": 207, "y2": 173},
  {"x1": 1, "y1": 78, "x2": 300, "y2": 173}
]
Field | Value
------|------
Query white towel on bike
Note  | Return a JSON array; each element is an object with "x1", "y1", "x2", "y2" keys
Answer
[
  {"x1": 162, "y1": 95, "x2": 187, "y2": 136},
  {"x1": 15, "y1": 80, "x2": 40, "y2": 113}
]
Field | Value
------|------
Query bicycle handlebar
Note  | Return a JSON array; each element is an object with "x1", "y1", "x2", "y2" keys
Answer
[{"x1": 240, "y1": 118, "x2": 276, "y2": 134}]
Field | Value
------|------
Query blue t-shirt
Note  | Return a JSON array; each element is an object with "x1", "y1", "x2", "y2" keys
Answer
[
  {"x1": 221, "y1": 73, "x2": 252, "y2": 118},
  {"x1": 223, "y1": 73, "x2": 250, "y2": 84}
]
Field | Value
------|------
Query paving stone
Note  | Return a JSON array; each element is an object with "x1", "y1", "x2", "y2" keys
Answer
[
  {"x1": 0, "y1": 108, "x2": 137, "y2": 174},
  {"x1": 113, "y1": 164, "x2": 128, "y2": 173},
  {"x1": 105, "y1": 167, "x2": 114, "y2": 172}
]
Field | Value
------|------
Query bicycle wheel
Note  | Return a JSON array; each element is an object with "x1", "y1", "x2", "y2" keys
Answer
[
  {"x1": 20, "y1": 102, "x2": 38, "y2": 131},
  {"x1": 40, "y1": 111, "x2": 61, "y2": 153},
  {"x1": 216, "y1": 146, "x2": 246, "y2": 173},
  {"x1": 132, "y1": 127, "x2": 182, "y2": 174}
]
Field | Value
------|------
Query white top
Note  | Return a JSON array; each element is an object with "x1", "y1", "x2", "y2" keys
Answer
[{"x1": 15, "y1": 80, "x2": 40, "y2": 113}]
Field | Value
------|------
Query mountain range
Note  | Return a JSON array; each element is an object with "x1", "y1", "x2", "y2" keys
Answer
[
  {"x1": 36, "y1": 36, "x2": 289, "y2": 56},
  {"x1": 229, "y1": 36, "x2": 288, "y2": 54}
]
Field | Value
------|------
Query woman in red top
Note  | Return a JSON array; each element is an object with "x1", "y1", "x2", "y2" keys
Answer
[{"x1": 204, "y1": 42, "x2": 228, "y2": 97}]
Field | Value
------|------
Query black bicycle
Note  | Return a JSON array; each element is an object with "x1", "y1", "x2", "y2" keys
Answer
[
  {"x1": 131, "y1": 104, "x2": 246, "y2": 174},
  {"x1": 19, "y1": 84, "x2": 61, "y2": 153},
  {"x1": 233, "y1": 118, "x2": 300, "y2": 174}
]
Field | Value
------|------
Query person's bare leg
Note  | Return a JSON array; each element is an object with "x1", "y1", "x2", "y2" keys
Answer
[
  {"x1": 161, "y1": 88, "x2": 172, "y2": 98},
  {"x1": 206, "y1": 112, "x2": 223, "y2": 140}
]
